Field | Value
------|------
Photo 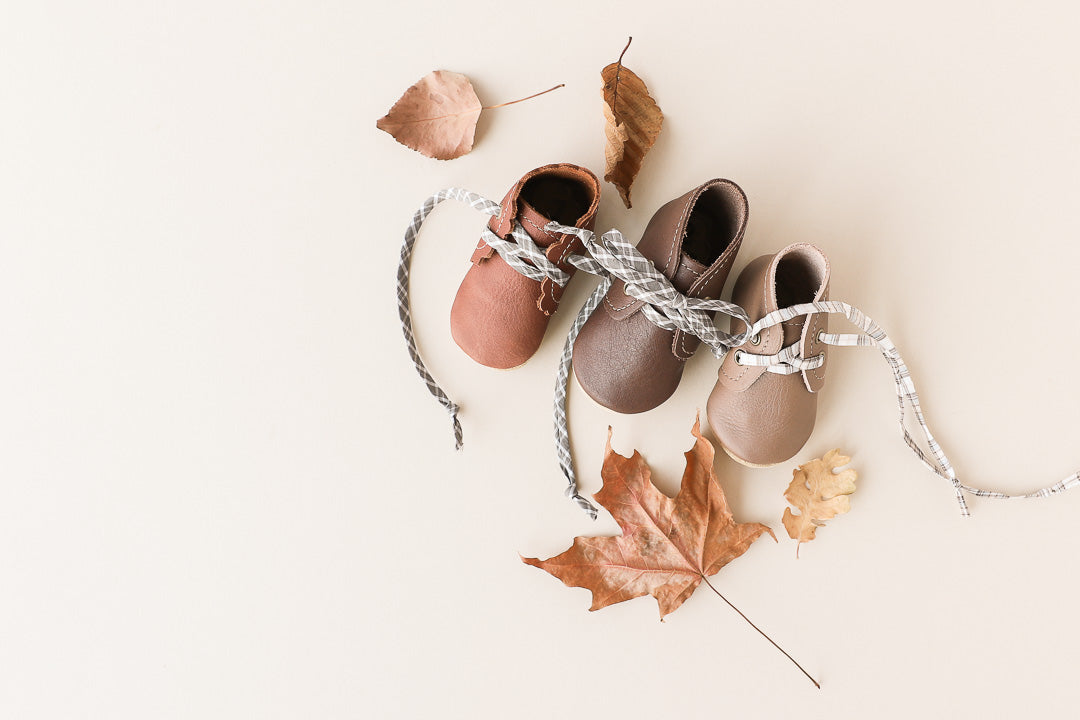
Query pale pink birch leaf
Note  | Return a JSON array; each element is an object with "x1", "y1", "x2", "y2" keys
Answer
[{"x1": 377, "y1": 70, "x2": 482, "y2": 161}]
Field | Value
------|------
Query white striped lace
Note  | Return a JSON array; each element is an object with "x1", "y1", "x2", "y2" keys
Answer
[
  {"x1": 733, "y1": 343, "x2": 825, "y2": 374},
  {"x1": 548, "y1": 224, "x2": 1080, "y2": 519},
  {"x1": 397, "y1": 188, "x2": 1080, "y2": 520}
]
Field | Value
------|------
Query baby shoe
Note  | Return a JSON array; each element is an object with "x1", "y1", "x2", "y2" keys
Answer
[
  {"x1": 450, "y1": 163, "x2": 601, "y2": 369},
  {"x1": 571, "y1": 179, "x2": 748, "y2": 413},
  {"x1": 706, "y1": 243, "x2": 831, "y2": 467}
]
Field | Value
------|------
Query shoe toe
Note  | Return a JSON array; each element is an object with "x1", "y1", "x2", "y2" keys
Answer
[
  {"x1": 450, "y1": 261, "x2": 546, "y2": 369},
  {"x1": 706, "y1": 378, "x2": 816, "y2": 466},
  {"x1": 572, "y1": 308, "x2": 684, "y2": 414}
]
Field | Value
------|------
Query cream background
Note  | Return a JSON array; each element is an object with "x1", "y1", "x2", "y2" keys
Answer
[{"x1": 2, "y1": 1, "x2": 1079, "y2": 717}]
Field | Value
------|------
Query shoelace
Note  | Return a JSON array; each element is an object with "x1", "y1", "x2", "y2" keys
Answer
[
  {"x1": 398, "y1": 188, "x2": 1080, "y2": 519},
  {"x1": 733, "y1": 343, "x2": 825, "y2": 374},
  {"x1": 548, "y1": 224, "x2": 1080, "y2": 519},
  {"x1": 548, "y1": 224, "x2": 757, "y2": 518},
  {"x1": 396, "y1": 188, "x2": 576, "y2": 450}
]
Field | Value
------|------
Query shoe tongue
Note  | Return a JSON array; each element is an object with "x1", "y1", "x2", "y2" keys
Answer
[
  {"x1": 671, "y1": 252, "x2": 707, "y2": 294},
  {"x1": 766, "y1": 257, "x2": 813, "y2": 347},
  {"x1": 517, "y1": 199, "x2": 560, "y2": 248}
]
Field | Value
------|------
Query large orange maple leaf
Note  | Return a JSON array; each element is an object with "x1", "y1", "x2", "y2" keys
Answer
[{"x1": 524, "y1": 418, "x2": 775, "y2": 619}]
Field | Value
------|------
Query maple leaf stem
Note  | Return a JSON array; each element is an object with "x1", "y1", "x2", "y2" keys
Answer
[
  {"x1": 700, "y1": 576, "x2": 821, "y2": 690},
  {"x1": 482, "y1": 84, "x2": 565, "y2": 110}
]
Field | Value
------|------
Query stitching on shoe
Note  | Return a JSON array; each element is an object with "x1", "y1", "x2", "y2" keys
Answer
[
  {"x1": 806, "y1": 315, "x2": 827, "y2": 385},
  {"x1": 674, "y1": 333, "x2": 696, "y2": 359},
  {"x1": 666, "y1": 191, "x2": 696, "y2": 275},
  {"x1": 522, "y1": 214, "x2": 552, "y2": 242},
  {"x1": 680, "y1": 261, "x2": 702, "y2": 278},
  {"x1": 604, "y1": 284, "x2": 637, "y2": 312},
  {"x1": 692, "y1": 239, "x2": 737, "y2": 293},
  {"x1": 719, "y1": 352, "x2": 750, "y2": 383},
  {"x1": 674, "y1": 252, "x2": 734, "y2": 358},
  {"x1": 718, "y1": 262, "x2": 767, "y2": 384},
  {"x1": 557, "y1": 238, "x2": 573, "y2": 263},
  {"x1": 760, "y1": 258, "x2": 775, "y2": 349}
]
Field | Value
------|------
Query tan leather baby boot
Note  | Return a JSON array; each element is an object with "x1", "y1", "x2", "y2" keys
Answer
[
  {"x1": 706, "y1": 243, "x2": 831, "y2": 467},
  {"x1": 571, "y1": 179, "x2": 748, "y2": 413},
  {"x1": 450, "y1": 163, "x2": 601, "y2": 369}
]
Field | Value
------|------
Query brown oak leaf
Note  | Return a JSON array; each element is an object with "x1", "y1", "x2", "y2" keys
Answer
[
  {"x1": 601, "y1": 38, "x2": 663, "y2": 208},
  {"x1": 782, "y1": 450, "x2": 857, "y2": 557},
  {"x1": 377, "y1": 71, "x2": 564, "y2": 160},
  {"x1": 523, "y1": 417, "x2": 774, "y2": 619}
]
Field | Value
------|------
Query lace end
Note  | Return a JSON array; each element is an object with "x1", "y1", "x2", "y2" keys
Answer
[
  {"x1": 566, "y1": 485, "x2": 599, "y2": 520},
  {"x1": 448, "y1": 403, "x2": 463, "y2": 451},
  {"x1": 955, "y1": 488, "x2": 970, "y2": 517}
]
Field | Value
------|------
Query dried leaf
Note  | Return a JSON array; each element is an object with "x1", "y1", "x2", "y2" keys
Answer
[
  {"x1": 782, "y1": 450, "x2": 858, "y2": 556},
  {"x1": 601, "y1": 39, "x2": 663, "y2": 208},
  {"x1": 377, "y1": 70, "x2": 482, "y2": 160},
  {"x1": 523, "y1": 417, "x2": 773, "y2": 619},
  {"x1": 378, "y1": 72, "x2": 565, "y2": 161}
]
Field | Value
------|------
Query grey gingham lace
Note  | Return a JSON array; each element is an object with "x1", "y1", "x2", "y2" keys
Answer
[
  {"x1": 549, "y1": 224, "x2": 759, "y2": 519},
  {"x1": 398, "y1": 188, "x2": 1080, "y2": 519},
  {"x1": 396, "y1": 188, "x2": 579, "y2": 439},
  {"x1": 396, "y1": 188, "x2": 599, "y2": 512}
]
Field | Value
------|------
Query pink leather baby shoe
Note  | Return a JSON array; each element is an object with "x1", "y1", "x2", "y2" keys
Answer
[{"x1": 450, "y1": 163, "x2": 601, "y2": 369}]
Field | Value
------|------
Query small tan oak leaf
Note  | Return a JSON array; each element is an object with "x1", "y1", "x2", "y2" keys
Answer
[
  {"x1": 376, "y1": 70, "x2": 482, "y2": 160},
  {"x1": 782, "y1": 450, "x2": 857, "y2": 557},
  {"x1": 523, "y1": 417, "x2": 774, "y2": 619},
  {"x1": 601, "y1": 40, "x2": 663, "y2": 208}
]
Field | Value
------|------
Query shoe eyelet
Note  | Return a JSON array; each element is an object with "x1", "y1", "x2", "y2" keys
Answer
[
  {"x1": 816, "y1": 330, "x2": 825, "y2": 343},
  {"x1": 749, "y1": 332, "x2": 761, "y2": 346},
  {"x1": 733, "y1": 350, "x2": 745, "y2": 365}
]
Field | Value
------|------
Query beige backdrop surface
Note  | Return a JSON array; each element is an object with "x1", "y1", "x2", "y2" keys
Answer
[{"x1": 2, "y1": 1, "x2": 1079, "y2": 718}]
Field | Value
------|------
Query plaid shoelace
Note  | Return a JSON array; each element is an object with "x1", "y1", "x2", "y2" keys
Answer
[
  {"x1": 396, "y1": 187, "x2": 575, "y2": 450},
  {"x1": 398, "y1": 188, "x2": 1080, "y2": 519}
]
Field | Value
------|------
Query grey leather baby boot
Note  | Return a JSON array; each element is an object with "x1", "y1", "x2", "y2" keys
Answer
[{"x1": 571, "y1": 179, "x2": 749, "y2": 413}]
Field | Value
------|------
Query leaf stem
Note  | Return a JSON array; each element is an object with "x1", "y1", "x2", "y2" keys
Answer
[
  {"x1": 611, "y1": 36, "x2": 632, "y2": 116},
  {"x1": 700, "y1": 576, "x2": 821, "y2": 689},
  {"x1": 482, "y1": 84, "x2": 565, "y2": 110}
]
